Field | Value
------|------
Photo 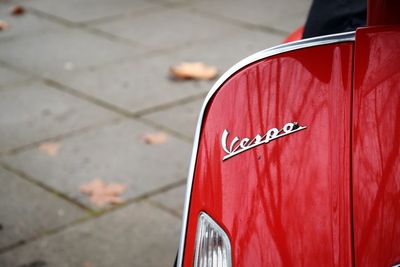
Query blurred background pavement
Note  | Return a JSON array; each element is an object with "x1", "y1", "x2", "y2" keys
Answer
[{"x1": 0, "y1": 0, "x2": 311, "y2": 266}]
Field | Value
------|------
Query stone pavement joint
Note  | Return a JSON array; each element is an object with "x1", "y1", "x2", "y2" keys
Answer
[
  {"x1": 0, "y1": 162, "x2": 92, "y2": 212},
  {"x1": 0, "y1": 78, "x2": 35, "y2": 91},
  {"x1": 134, "y1": 91, "x2": 207, "y2": 117},
  {"x1": 137, "y1": 117, "x2": 194, "y2": 143},
  {"x1": 146, "y1": 198, "x2": 182, "y2": 218},
  {"x1": 0, "y1": 0, "x2": 311, "y2": 264},
  {"x1": 0, "y1": 117, "x2": 123, "y2": 157},
  {"x1": 0, "y1": 59, "x2": 203, "y2": 145},
  {"x1": 105, "y1": 179, "x2": 187, "y2": 221},
  {"x1": 79, "y1": 26, "x2": 150, "y2": 49},
  {"x1": 85, "y1": 178, "x2": 187, "y2": 217},
  {"x1": 192, "y1": 7, "x2": 290, "y2": 36},
  {"x1": 42, "y1": 79, "x2": 203, "y2": 143},
  {"x1": 25, "y1": 7, "x2": 77, "y2": 28},
  {"x1": 0, "y1": 170, "x2": 185, "y2": 256},
  {"x1": 26, "y1": 5, "x2": 177, "y2": 50},
  {"x1": 0, "y1": 214, "x2": 92, "y2": 255},
  {"x1": 42, "y1": 79, "x2": 136, "y2": 117},
  {"x1": 78, "y1": 5, "x2": 166, "y2": 26}
]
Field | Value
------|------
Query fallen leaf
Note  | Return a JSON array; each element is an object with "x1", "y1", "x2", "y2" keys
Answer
[
  {"x1": 79, "y1": 178, "x2": 104, "y2": 195},
  {"x1": 79, "y1": 178, "x2": 126, "y2": 208},
  {"x1": 0, "y1": 20, "x2": 9, "y2": 31},
  {"x1": 142, "y1": 132, "x2": 168, "y2": 145},
  {"x1": 106, "y1": 183, "x2": 125, "y2": 195},
  {"x1": 170, "y1": 62, "x2": 218, "y2": 80},
  {"x1": 38, "y1": 142, "x2": 60, "y2": 156},
  {"x1": 82, "y1": 261, "x2": 94, "y2": 267},
  {"x1": 10, "y1": 5, "x2": 25, "y2": 16}
]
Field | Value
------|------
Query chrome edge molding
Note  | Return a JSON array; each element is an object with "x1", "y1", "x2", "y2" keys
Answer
[{"x1": 177, "y1": 31, "x2": 355, "y2": 267}]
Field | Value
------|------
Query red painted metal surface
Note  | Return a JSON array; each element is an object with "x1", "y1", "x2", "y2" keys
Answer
[
  {"x1": 352, "y1": 27, "x2": 400, "y2": 267},
  {"x1": 283, "y1": 26, "x2": 304, "y2": 43},
  {"x1": 183, "y1": 43, "x2": 354, "y2": 266}
]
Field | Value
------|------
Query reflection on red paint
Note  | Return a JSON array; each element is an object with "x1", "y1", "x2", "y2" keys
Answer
[
  {"x1": 182, "y1": 27, "x2": 400, "y2": 267},
  {"x1": 183, "y1": 43, "x2": 354, "y2": 267},
  {"x1": 352, "y1": 27, "x2": 400, "y2": 267}
]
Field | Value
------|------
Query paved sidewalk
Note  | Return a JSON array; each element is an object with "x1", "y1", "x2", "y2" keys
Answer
[{"x1": 0, "y1": 0, "x2": 311, "y2": 266}]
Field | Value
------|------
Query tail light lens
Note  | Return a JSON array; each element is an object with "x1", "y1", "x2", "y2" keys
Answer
[{"x1": 193, "y1": 212, "x2": 232, "y2": 267}]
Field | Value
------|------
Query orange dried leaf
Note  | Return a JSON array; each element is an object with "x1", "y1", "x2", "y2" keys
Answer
[
  {"x1": 106, "y1": 183, "x2": 125, "y2": 195},
  {"x1": 0, "y1": 20, "x2": 9, "y2": 31},
  {"x1": 38, "y1": 142, "x2": 60, "y2": 156},
  {"x1": 79, "y1": 178, "x2": 105, "y2": 195},
  {"x1": 142, "y1": 132, "x2": 167, "y2": 145},
  {"x1": 80, "y1": 178, "x2": 126, "y2": 207},
  {"x1": 82, "y1": 261, "x2": 94, "y2": 267},
  {"x1": 90, "y1": 194, "x2": 123, "y2": 207},
  {"x1": 10, "y1": 5, "x2": 25, "y2": 16},
  {"x1": 170, "y1": 62, "x2": 218, "y2": 80}
]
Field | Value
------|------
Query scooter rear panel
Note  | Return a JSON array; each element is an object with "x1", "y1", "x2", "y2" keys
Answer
[
  {"x1": 183, "y1": 41, "x2": 354, "y2": 267},
  {"x1": 352, "y1": 27, "x2": 400, "y2": 267}
]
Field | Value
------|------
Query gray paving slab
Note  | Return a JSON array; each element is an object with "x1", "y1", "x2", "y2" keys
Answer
[
  {"x1": 191, "y1": 0, "x2": 312, "y2": 33},
  {"x1": 95, "y1": 7, "x2": 247, "y2": 50},
  {"x1": 149, "y1": 185, "x2": 186, "y2": 216},
  {"x1": 153, "y1": 0, "x2": 190, "y2": 3},
  {"x1": 54, "y1": 28, "x2": 281, "y2": 114},
  {"x1": 0, "y1": 167, "x2": 86, "y2": 250},
  {"x1": 162, "y1": 28, "x2": 284, "y2": 78},
  {"x1": 0, "y1": 81, "x2": 118, "y2": 152},
  {"x1": 144, "y1": 98, "x2": 203, "y2": 139},
  {"x1": 135, "y1": 31, "x2": 283, "y2": 137},
  {"x1": 0, "y1": 10, "x2": 61, "y2": 42},
  {"x1": 1, "y1": 119, "x2": 192, "y2": 209},
  {"x1": 24, "y1": 0, "x2": 159, "y2": 23},
  {"x1": 0, "y1": 201, "x2": 180, "y2": 267},
  {"x1": 0, "y1": 65, "x2": 29, "y2": 88},
  {"x1": 54, "y1": 55, "x2": 208, "y2": 114},
  {"x1": 0, "y1": 0, "x2": 311, "y2": 264},
  {"x1": 0, "y1": 28, "x2": 147, "y2": 79}
]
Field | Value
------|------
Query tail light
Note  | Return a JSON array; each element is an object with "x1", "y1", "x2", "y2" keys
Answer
[{"x1": 193, "y1": 212, "x2": 232, "y2": 267}]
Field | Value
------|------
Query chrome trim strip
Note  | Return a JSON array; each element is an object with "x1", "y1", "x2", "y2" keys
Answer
[{"x1": 177, "y1": 31, "x2": 355, "y2": 267}]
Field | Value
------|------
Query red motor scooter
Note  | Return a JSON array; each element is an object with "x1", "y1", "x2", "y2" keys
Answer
[{"x1": 176, "y1": 0, "x2": 400, "y2": 266}]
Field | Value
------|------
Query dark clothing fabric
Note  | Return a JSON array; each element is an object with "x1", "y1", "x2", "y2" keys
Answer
[{"x1": 303, "y1": 0, "x2": 367, "y2": 38}]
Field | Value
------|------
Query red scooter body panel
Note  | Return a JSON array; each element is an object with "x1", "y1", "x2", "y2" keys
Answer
[
  {"x1": 183, "y1": 43, "x2": 354, "y2": 266},
  {"x1": 352, "y1": 27, "x2": 400, "y2": 267}
]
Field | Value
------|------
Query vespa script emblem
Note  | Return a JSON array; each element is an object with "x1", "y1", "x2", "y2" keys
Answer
[{"x1": 221, "y1": 122, "x2": 307, "y2": 161}]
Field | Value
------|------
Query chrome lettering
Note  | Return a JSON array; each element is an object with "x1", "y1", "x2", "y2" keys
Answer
[{"x1": 221, "y1": 122, "x2": 307, "y2": 161}]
